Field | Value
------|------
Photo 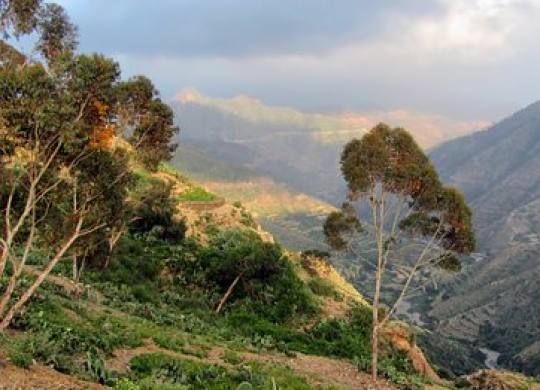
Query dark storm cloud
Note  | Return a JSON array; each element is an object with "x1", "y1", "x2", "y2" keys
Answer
[{"x1": 67, "y1": 0, "x2": 443, "y2": 58}]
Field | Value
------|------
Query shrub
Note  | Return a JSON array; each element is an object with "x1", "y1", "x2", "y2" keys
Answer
[
  {"x1": 308, "y1": 277, "x2": 335, "y2": 297},
  {"x1": 152, "y1": 334, "x2": 185, "y2": 352},
  {"x1": 129, "y1": 181, "x2": 186, "y2": 243},
  {"x1": 7, "y1": 342, "x2": 33, "y2": 369}
]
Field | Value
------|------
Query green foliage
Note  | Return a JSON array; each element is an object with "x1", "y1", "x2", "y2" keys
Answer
[
  {"x1": 118, "y1": 76, "x2": 179, "y2": 171},
  {"x1": 331, "y1": 123, "x2": 475, "y2": 257},
  {"x1": 114, "y1": 378, "x2": 142, "y2": 390},
  {"x1": 86, "y1": 348, "x2": 121, "y2": 386},
  {"x1": 323, "y1": 209, "x2": 363, "y2": 250},
  {"x1": 36, "y1": 3, "x2": 78, "y2": 60},
  {"x1": 237, "y1": 382, "x2": 253, "y2": 390},
  {"x1": 96, "y1": 235, "x2": 164, "y2": 287},
  {"x1": 308, "y1": 277, "x2": 336, "y2": 297},
  {"x1": 0, "y1": 0, "x2": 42, "y2": 38},
  {"x1": 177, "y1": 187, "x2": 217, "y2": 202},
  {"x1": 1, "y1": 0, "x2": 77, "y2": 62},
  {"x1": 8, "y1": 298, "x2": 143, "y2": 373},
  {"x1": 7, "y1": 341, "x2": 33, "y2": 369},
  {"x1": 129, "y1": 353, "x2": 226, "y2": 386},
  {"x1": 128, "y1": 353, "x2": 323, "y2": 390},
  {"x1": 152, "y1": 334, "x2": 186, "y2": 353},
  {"x1": 221, "y1": 350, "x2": 244, "y2": 365},
  {"x1": 129, "y1": 181, "x2": 187, "y2": 243},
  {"x1": 165, "y1": 229, "x2": 316, "y2": 321}
]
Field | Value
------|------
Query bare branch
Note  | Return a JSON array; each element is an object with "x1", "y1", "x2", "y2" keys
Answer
[{"x1": 380, "y1": 219, "x2": 446, "y2": 327}]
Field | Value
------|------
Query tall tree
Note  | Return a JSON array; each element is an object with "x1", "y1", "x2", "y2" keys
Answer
[
  {"x1": 0, "y1": 51, "x2": 131, "y2": 327},
  {"x1": 1, "y1": 2, "x2": 178, "y2": 328},
  {"x1": 324, "y1": 123, "x2": 475, "y2": 380}
]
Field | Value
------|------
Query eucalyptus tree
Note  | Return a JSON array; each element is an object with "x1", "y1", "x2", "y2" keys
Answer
[
  {"x1": 324, "y1": 123, "x2": 475, "y2": 380},
  {"x1": 0, "y1": 2, "x2": 178, "y2": 328}
]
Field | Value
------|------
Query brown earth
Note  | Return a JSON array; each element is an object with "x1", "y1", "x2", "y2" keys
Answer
[
  {"x1": 382, "y1": 324, "x2": 441, "y2": 384},
  {"x1": 0, "y1": 350, "x2": 105, "y2": 390}
]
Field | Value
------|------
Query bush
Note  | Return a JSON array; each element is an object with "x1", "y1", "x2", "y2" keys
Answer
[
  {"x1": 9, "y1": 299, "x2": 143, "y2": 374},
  {"x1": 152, "y1": 334, "x2": 185, "y2": 352},
  {"x1": 195, "y1": 230, "x2": 318, "y2": 321},
  {"x1": 308, "y1": 277, "x2": 335, "y2": 297},
  {"x1": 129, "y1": 181, "x2": 186, "y2": 243},
  {"x1": 8, "y1": 343, "x2": 33, "y2": 369}
]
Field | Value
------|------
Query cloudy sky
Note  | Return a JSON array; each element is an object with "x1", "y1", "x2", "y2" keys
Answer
[{"x1": 53, "y1": 0, "x2": 540, "y2": 121}]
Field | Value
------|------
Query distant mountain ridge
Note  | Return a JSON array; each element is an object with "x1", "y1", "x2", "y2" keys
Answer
[
  {"x1": 171, "y1": 89, "x2": 485, "y2": 204},
  {"x1": 175, "y1": 88, "x2": 486, "y2": 148}
]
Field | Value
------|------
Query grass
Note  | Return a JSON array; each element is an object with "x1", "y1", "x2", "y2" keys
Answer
[{"x1": 177, "y1": 187, "x2": 217, "y2": 202}]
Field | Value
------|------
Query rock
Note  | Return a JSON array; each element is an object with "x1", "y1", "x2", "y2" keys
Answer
[{"x1": 455, "y1": 369, "x2": 532, "y2": 390}]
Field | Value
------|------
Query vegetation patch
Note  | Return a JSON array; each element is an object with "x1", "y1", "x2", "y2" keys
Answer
[
  {"x1": 127, "y1": 353, "x2": 330, "y2": 390},
  {"x1": 177, "y1": 187, "x2": 217, "y2": 202}
]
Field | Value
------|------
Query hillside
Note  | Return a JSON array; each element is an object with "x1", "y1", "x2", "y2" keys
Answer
[
  {"x1": 426, "y1": 101, "x2": 540, "y2": 375},
  {"x1": 0, "y1": 160, "x2": 434, "y2": 390},
  {"x1": 171, "y1": 142, "x2": 337, "y2": 251}
]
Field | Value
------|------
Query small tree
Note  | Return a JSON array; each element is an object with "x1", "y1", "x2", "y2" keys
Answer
[
  {"x1": 202, "y1": 230, "x2": 285, "y2": 314},
  {"x1": 324, "y1": 123, "x2": 475, "y2": 380}
]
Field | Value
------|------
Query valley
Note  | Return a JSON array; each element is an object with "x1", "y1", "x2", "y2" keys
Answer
[
  {"x1": 3, "y1": 1, "x2": 540, "y2": 389},
  {"x1": 170, "y1": 92, "x2": 540, "y2": 378}
]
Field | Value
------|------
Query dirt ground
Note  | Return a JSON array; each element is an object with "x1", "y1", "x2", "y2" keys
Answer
[{"x1": 0, "y1": 358, "x2": 105, "y2": 390}]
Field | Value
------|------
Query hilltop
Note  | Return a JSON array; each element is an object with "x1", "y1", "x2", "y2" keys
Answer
[{"x1": 175, "y1": 89, "x2": 486, "y2": 149}]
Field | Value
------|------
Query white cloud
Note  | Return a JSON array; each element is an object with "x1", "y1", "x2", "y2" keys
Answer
[{"x1": 381, "y1": 0, "x2": 540, "y2": 66}]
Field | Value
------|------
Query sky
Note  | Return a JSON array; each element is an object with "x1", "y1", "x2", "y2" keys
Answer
[{"x1": 50, "y1": 0, "x2": 540, "y2": 121}]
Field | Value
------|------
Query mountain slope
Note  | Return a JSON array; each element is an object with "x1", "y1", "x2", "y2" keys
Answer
[
  {"x1": 428, "y1": 101, "x2": 540, "y2": 375},
  {"x1": 171, "y1": 142, "x2": 336, "y2": 251},
  {"x1": 431, "y1": 101, "x2": 540, "y2": 250}
]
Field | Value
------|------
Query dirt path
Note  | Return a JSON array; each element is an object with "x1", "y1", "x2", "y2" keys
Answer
[
  {"x1": 0, "y1": 355, "x2": 105, "y2": 390},
  {"x1": 108, "y1": 341, "x2": 400, "y2": 390}
]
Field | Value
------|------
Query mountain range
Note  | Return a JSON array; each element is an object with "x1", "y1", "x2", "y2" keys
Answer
[
  {"x1": 171, "y1": 89, "x2": 485, "y2": 204},
  {"x1": 428, "y1": 101, "x2": 540, "y2": 375}
]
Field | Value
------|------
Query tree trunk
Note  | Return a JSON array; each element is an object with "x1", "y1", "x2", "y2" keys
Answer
[
  {"x1": 371, "y1": 188, "x2": 385, "y2": 381},
  {"x1": 215, "y1": 271, "x2": 244, "y2": 314},
  {"x1": 0, "y1": 270, "x2": 18, "y2": 317},
  {"x1": 105, "y1": 227, "x2": 124, "y2": 269},
  {"x1": 372, "y1": 267, "x2": 382, "y2": 380},
  {"x1": 0, "y1": 218, "x2": 82, "y2": 330}
]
